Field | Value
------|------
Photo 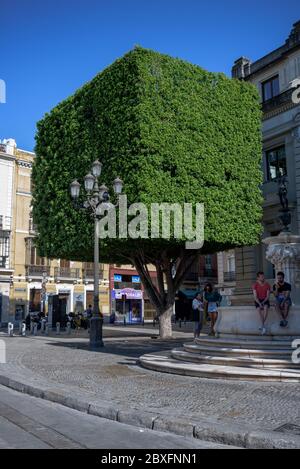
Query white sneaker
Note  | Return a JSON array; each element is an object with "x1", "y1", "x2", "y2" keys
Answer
[{"x1": 261, "y1": 327, "x2": 267, "y2": 336}]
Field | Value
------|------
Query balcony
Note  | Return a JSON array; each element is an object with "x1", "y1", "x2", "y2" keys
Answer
[
  {"x1": 224, "y1": 271, "x2": 236, "y2": 282},
  {"x1": 26, "y1": 265, "x2": 51, "y2": 278},
  {"x1": 82, "y1": 265, "x2": 104, "y2": 281},
  {"x1": 54, "y1": 267, "x2": 80, "y2": 281},
  {"x1": 262, "y1": 87, "x2": 298, "y2": 118}
]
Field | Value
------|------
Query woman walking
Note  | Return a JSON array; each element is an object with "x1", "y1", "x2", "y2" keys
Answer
[{"x1": 203, "y1": 283, "x2": 222, "y2": 336}]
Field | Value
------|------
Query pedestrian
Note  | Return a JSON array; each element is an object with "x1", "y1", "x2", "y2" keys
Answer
[
  {"x1": 252, "y1": 271, "x2": 271, "y2": 335},
  {"x1": 192, "y1": 293, "x2": 204, "y2": 340},
  {"x1": 273, "y1": 271, "x2": 292, "y2": 328},
  {"x1": 203, "y1": 283, "x2": 222, "y2": 336},
  {"x1": 86, "y1": 304, "x2": 93, "y2": 318}
]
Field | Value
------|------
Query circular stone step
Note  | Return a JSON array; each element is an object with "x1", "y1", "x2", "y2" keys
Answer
[
  {"x1": 171, "y1": 349, "x2": 299, "y2": 369},
  {"x1": 139, "y1": 354, "x2": 300, "y2": 383},
  {"x1": 184, "y1": 343, "x2": 292, "y2": 359},
  {"x1": 195, "y1": 337, "x2": 294, "y2": 349}
]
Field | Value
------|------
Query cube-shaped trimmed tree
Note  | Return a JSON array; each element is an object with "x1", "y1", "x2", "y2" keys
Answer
[{"x1": 33, "y1": 47, "x2": 263, "y2": 338}]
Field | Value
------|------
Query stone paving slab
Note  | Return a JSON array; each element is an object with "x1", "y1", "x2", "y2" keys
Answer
[{"x1": 0, "y1": 330, "x2": 300, "y2": 447}]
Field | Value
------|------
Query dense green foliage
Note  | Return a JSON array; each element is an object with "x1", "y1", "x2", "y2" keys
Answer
[{"x1": 33, "y1": 47, "x2": 263, "y2": 263}]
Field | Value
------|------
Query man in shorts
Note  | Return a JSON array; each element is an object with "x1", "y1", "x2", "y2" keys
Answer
[
  {"x1": 252, "y1": 272, "x2": 271, "y2": 336},
  {"x1": 273, "y1": 272, "x2": 292, "y2": 328}
]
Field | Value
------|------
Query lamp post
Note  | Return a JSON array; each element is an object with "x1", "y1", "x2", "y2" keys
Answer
[{"x1": 70, "y1": 161, "x2": 123, "y2": 348}]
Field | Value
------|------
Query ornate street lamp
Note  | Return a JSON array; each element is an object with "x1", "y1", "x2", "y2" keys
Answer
[
  {"x1": 91, "y1": 160, "x2": 102, "y2": 178},
  {"x1": 113, "y1": 177, "x2": 123, "y2": 195},
  {"x1": 70, "y1": 180, "x2": 81, "y2": 200},
  {"x1": 70, "y1": 163, "x2": 123, "y2": 348},
  {"x1": 84, "y1": 173, "x2": 95, "y2": 193}
]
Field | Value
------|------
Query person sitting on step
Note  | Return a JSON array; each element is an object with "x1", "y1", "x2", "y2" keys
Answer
[
  {"x1": 252, "y1": 271, "x2": 271, "y2": 336},
  {"x1": 273, "y1": 271, "x2": 292, "y2": 328}
]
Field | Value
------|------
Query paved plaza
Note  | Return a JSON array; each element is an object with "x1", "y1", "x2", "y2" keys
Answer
[{"x1": 0, "y1": 325, "x2": 300, "y2": 445}]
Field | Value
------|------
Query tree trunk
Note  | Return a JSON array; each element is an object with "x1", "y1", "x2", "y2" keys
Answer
[{"x1": 158, "y1": 304, "x2": 174, "y2": 339}]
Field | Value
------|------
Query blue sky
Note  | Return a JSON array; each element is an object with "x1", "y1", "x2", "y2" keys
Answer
[{"x1": 0, "y1": 0, "x2": 299, "y2": 151}]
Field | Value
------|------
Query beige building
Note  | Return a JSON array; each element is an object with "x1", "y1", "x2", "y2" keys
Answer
[
  {"x1": 218, "y1": 20, "x2": 300, "y2": 305},
  {"x1": 0, "y1": 139, "x2": 110, "y2": 326}
]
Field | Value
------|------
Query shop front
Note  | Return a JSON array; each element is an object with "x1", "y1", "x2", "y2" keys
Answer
[
  {"x1": 110, "y1": 270, "x2": 144, "y2": 324},
  {"x1": 112, "y1": 287, "x2": 143, "y2": 324}
]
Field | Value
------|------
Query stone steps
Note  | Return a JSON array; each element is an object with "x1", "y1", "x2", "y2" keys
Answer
[
  {"x1": 194, "y1": 337, "x2": 293, "y2": 349},
  {"x1": 139, "y1": 353, "x2": 300, "y2": 382},
  {"x1": 184, "y1": 343, "x2": 291, "y2": 359},
  {"x1": 171, "y1": 349, "x2": 299, "y2": 369},
  {"x1": 139, "y1": 332, "x2": 300, "y2": 382}
]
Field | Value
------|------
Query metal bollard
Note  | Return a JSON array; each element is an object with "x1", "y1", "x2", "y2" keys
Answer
[
  {"x1": 19, "y1": 322, "x2": 26, "y2": 336},
  {"x1": 123, "y1": 316, "x2": 126, "y2": 327},
  {"x1": 33, "y1": 323, "x2": 38, "y2": 336},
  {"x1": 66, "y1": 321, "x2": 71, "y2": 335},
  {"x1": 30, "y1": 321, "x2": 34, "y2": 335},
  {"x1": 41, "y1": 319, "x2": 46, "y2": 334},
  {"x1": 8, "y1": 322, "x2": 14, "y2": 337},
  {"x1": 45, "y1": 324, "x2": 49, "y2": 336},
  {"x1": 56, "y1": 322, "x2": 60, "y2": 335}
]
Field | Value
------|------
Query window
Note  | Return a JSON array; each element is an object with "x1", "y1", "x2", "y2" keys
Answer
[
  {"x1": 0, "y1": 235, "x2": 10, "y2": 268},
  {"x1": 205, "y1": 255, "x2": 212, "y2": 269},
  {"x1": 262, "y1": 75, "x2": 280, "y2": 102},
  {"x1": 26, "y1": 239, "x2": 49, "y2": 266},
  {"x1": 227, "y1": 256, "x2": 235, "y2": 273},
  {"x1": 266, "y1": 146, "x2": 287, "y2": 181}
]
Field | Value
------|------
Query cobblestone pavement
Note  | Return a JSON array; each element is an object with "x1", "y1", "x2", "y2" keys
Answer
[{"x1": 0, "y1": 326, "x2": 300, "y2": 432}]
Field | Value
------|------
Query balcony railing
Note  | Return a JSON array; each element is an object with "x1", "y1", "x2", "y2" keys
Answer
[
  {"x1": 224, "y1": 271, "x2": 236, "y2": 282},
  {"x1": 82, "y1": 265, "x2": 104, "y2": 280},
  {"x1": 262, "y1": 87, "x2": 298, "y2": 115},
  {"x1": 26, "y1": 265, "x2": 51, "y2": 278},
  {"x1": 54, "y1": 267, "x2": 80, "y2": 280},
  {"x1": 113, "y1": 281, "x2": 141, "y2": 290}
]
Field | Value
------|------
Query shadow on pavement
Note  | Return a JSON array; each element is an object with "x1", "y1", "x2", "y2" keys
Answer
[{"x1": 45, "y1": 337, "x2": 190, "y2": 359}]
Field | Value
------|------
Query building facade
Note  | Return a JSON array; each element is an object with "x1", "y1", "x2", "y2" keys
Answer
[
  {"x1": 0, "y1": 139, "x2": 112, "y2": 325},
  {"x1": 218, "y1": 20, "x2": 300, "y2": 305}
]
